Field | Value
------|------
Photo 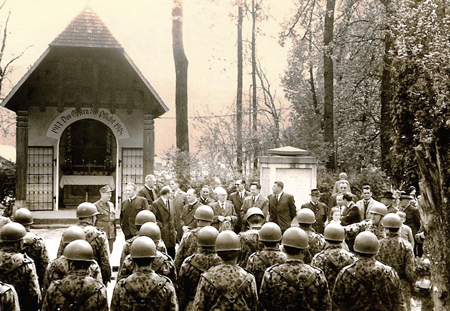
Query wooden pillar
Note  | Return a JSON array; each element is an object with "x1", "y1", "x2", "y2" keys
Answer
[
  {"x1": 15, "y1": 111, "x2": 28, "y2": 202},
  {"x1": 143, "y1": 113, "x2": 155, "y2": 175}
]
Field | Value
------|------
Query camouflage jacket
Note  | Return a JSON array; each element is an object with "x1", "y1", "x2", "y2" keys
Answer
[
  {"x1": 118, "y1": 251, "x2": 177, "y2": 284},
  {"x1": 178, "y1": 248, "x2": 222, "y2": 311},
  {"x1": 259, "y1": 259, "x2": 331, "y2": 311},
  {"x1": 246, "y1": 247, "x2": 287, "y2": 291},
  {"x1": 0, "y1": 247, "x2": 41, "y2": 311},
  {"x1": 301, "y1": 228, "x2": 326, "y2": 264},
  {"x1": 345, "y1": 220, "x2": 386, "y2": 240},
  {"x1": 311, "y1": 243, "x2": 357, "y2": 288},
  {"x1": 42, "y1": 255, "x2": 102, "y2": 297},
  {"x1": 120, "y1": 235, "x2": 167, "y2": 266},
  {"x1": 110, "y1": 267, "x2": 178, "y2": 311},
  {"x1": 238, "y1": 229, "x2": 264, "y2": 267},
  {"x1": 332, "y1": 257, "x2": 406, "y2": 311},
  {"x1": 174, "y1": 227, "x2": 201, "y2": 272},
  {"x1": 57, "y1": 221, "x2": 111, "y2": 283},
  {"x1": 193, "y1": 263, "x2": 258, "y2": 311},
  {"x1": 42, "y1": 271, "x2": 107, "y2": 311},
  {"x1": 377, "y1": 231, "x2": 415, "y2": 283},
  {"x1": 23, "y1": 230, "x2": 50, "y2": 287},
  {"x1": 0, "y1": 281, "x2": 20, "y2": 311}
]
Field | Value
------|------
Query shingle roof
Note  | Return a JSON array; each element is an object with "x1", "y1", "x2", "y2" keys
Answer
[{"x1": 50, "y1": 6, "x2": 122, "y2": 49}]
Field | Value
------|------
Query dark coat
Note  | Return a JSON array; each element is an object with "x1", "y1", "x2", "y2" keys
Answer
[
  {"x1": 137, "y1": 186, "x2": 158, "y2": 205},
  {"x1": 120, "y1": 196, "x2": 149, "y2": 237},
  {"x1": 229, "y1": 191, "x2": 251, "y2": 232},
  {"x1": 301, "y1": 201, "x2": 328, "y2": 234},
  {"x1": 268, "y1": 192, "x2": 296, "y2": 232},
  {"x1": 151, "y1": 198, "x2": 177, "y2": 248},
  {"x1": 340, "y1": 202, "x2": 361, "y2": 226}
]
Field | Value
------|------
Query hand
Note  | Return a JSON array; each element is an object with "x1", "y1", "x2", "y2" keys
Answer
[{"x1": 218, "y1": 216, "x2": 225, "y2": 222}]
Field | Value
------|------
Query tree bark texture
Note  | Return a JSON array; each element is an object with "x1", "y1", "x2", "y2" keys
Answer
[
  {"x1": 236, "y1": 4, "x2": 243, "y2": 173},
  {"x1": 251, "y1": 0, "x2": 258, "y2": 172}
]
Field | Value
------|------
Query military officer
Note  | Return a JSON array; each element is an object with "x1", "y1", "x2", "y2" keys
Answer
[
  {"x1": 259, "y1": 227, "x2": 331, "y2": 310},
  {"x1": 94, "y1": 185, "x2": 117, "y2": 253},
  {"x1": 238, "y1": 207, "x2": 265, "y2": 267},
  {"x1": 293, "y1": 208, "x2": 326, "y2": 264},
  {"x1": 0, "y1": 281, "x2": 20, "y2": 311},
  {"x1": 178, "y1": 226, "x2": 221, "y2": 311},
  {"x1": 111, "y1": 236, "x2": 178, "y2": 311},
  {"x1": 193, "y1": 230, "x2": 258, "y2": 310},
  {"x1": 332, "y1": 231, "x2": 406, "y2": 310},
  {"x1": 246, "y1": 222, "x2": 286, "y2": 291},
  {"x1": 42, "y1": 240, "x2": 108, "y2": 311},
  {"x1": 0, "y1": 222, "x2": 41, "y2": 311}
]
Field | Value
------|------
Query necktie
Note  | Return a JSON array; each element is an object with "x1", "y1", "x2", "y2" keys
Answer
[
  {"x1": 166, "y1": 200, "x2": 170, "y2": 212},
  {"x1": 253, "y1": 197, "x2": 256, "y2": 203}
]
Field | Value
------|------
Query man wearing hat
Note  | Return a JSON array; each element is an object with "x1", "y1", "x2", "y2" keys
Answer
[
  {"x1": 301, "y1": 189, "x2": 328, "y2": 234},
  {"x1": 94, "y1": 185, "x2": 116, "y2": 253},
  {"x1": 381, "y1": 190, "x2": 398, "y2": 214}
]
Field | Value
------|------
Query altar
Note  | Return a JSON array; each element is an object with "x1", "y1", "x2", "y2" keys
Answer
[{"x1": 60, "y1": 175, "x2": 115, "y2": 208}]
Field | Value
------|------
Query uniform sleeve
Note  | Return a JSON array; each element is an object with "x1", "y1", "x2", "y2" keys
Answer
[
  {"x1": 110, "y1": 282, "x2": 122, "y2": 311},
  {"x1": 317, "y1": 271, "x2": 332, "y2": 311},
  {"x1": 56, "y1": 236, "x2": 65, "y2": 258},
  {"x1": 3, "y1": 285, "x2": 20, "y2": 311},
  {"x1": 259, "y1": 270, "x2": 272, "y2": 311},
  {"x1": 174, "y1": 234, "x2": 188, "y2": 272},
  {"x1": 193, "y1": 276, "x2": 210, "y2": 311},
  {"x1": 98, "y1": 286, "x2": 109, "y2": 311},
  {"x1": 166, "y1": 281, "x2": 179, "y2": 311},
  {"x1": 41, "y1": 282, "x2": 55, "y2": 311},
  {"x1": 331, "y1": 270, "x2": 346, "y2": 311},
  {"x1": 25, "y1": 260, "x2": 42, "y2": 311},
  {"x1": 97, "y1": 235, "x2": 112, "y2": 283},
  {"x1": 344, "y1": 222, "x2": 364, "y2": 239},
  {"x1": 404, "y1": 244, "x2": 415, "y2": 283}
]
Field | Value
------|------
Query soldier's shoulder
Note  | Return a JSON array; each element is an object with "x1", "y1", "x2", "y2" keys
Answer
[{"x1": 0, "y1": 282, "x2": 15, "y2": 295}]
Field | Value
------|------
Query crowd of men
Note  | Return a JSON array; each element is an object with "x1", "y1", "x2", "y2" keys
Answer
[{"x1": 0, "y1": 173, "x2": 433, "y2": 310}]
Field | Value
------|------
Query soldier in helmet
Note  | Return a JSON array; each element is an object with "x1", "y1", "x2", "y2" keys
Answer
[
  {"x1": 175, "y1": 205, "x2": 214, "y2": 272},
  {"x1": 94, "y1": 185, "x2": 116, "y2": 253},
  {"x1": 14, "y1": 207, "x2": 50, "y2": 288},
  {"x1": 42, "y1": 226, "x2": 102, "y2": 297},
  {"x1": 0, "y1": 281, "x2": 20, "y2": 311},
  {"x1": 111, "y1": 236, "x2": 178, "y2": 311},
  {"x1": 119, "y1": 210, "x2": 167, "y2": 266},
  {"x1": 56, "y1": 202, "x2": 111, "y2": 284},
  {"x1": 344, "y1": 203, "x2": 388, "y2": 241},
  {"x1": 0, "y1": 222, "x2": 41, "y2": 311},
  {"x1": 193, "y1": 230, "x2": 258, "y2": 310},
  {"x1": 259, "y1": 227, "x2": 331, "y2": 310},
  {"x1": 178, "y1": 226, "x2": 222, "y2": 311},
  {"x1": 377, "y1": 213, "x2": 415, "y2": 311},
  {"x1": 118, "y1": 222, "x2": 176, "y2": 284},
  {"x1": 42, "y1": 240, "x2": 108, "y2": 311},
  {"x1": 333, "y1": 231, "x2": 406, "y2": 311},
  {"x1": 293, "y1": 208, "x2": 326, "y2": 264},
  {"x1": 246, "y1": 222, "x2": 287, "y2": 291},
  {"x1": 238, "y1": 207, "x2": 265, "y2": 267},
  {"x1": 311, "y1": 223, "x2": 357, "y2": 287}
]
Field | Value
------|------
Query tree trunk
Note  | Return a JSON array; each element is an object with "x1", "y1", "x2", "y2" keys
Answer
[
  {"x1": 251, "y1": 0, "x2": 258, "y2": 172},
  {"x1": 323, "y1": 0, "x2": 336, "y2": 170},
  {"x1": 236, "y1": 4, "x2": 243, "y2": 174},
  {"x1": 172, "y1": 0, "x2": 189, "y2": 153}
]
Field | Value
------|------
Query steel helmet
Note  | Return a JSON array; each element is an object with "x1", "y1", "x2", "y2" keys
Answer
[
  {"x1": 76, "y1": 202, "x2": 99, "y2": 219},
  {"x1": 258, "y1": 222, "x2": 282, "y2": 242},
  {"x1": 197, "y1": 226, "x2": 219, "y2": 247},
  {"x1": 14, "y1": 208, "x2": 33, "y2": 225},
  {"x1": 324, "y1": 223, "x2": 345, "y2": 242},
  {"x1": 63, "y1": 226, "x2": 86, "y2": 244},
  {"x1": 215, "y1": 230, "x2": 241, "y2": 252},
  {"x1": 282, "y1": 227, "x2": 309, "y2": 249},
  {"x1": 64, "y1": 240, "x2": 94, "y2": 261},
  {"x1": 135, "y1": 210, "x2": 156, "y2": 226},
  {"x1": 139, "y1": 222, "x2": 161, "y2": 242},
  {"x1": 245, "y1": 207, "x2": 264, "y2": 222},
  {"x1": 354, "y1": 231, "x2": 379, "y2": 254},
  {"x1": 194, "y1": 205, "x2": 214, "y2": 222},
  {"x1": 369, "y1": 204, "x2": 388, "y2": 217},
  {"x1": 130, "y1": 236, "x2": 157, "y2": 258},
  {"x1": 382, "y1": 213, "x2": 402, "y2": 229},
  {"x1": 1, "y1": 222, "x2": 27, "y2": 242},
  {"x1": 296, "y1": 209, "x2": 316, "y2": 224}
]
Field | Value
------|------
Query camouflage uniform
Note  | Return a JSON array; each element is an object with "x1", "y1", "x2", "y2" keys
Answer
[
  {"x1": 246, "y1": 247, "x2": 287, "y2": 291},
  {"x1": 0, "y1": 247, "x2": 41, "y2": 311},
  {"x1": 299, "y1": 227, "x2": 326, "y2": 264},
  {"x1": 42, "y1": 255, "x2": 102, "y2": 297},
  {"x1": 57, "y1": 220, "x2": 111, "y2": 283},
  {"x1": 111, "y1": 267, "x2": 178, "y2": 311},
  {"x1": 193, "y1": 263, "x2": 258, "y2": 311},
  {"x1": 311, "y1": 243, "x2": 357, "y2": 288},
  {"x1": 237, "y1": 229, "x2": 264, "y2": 267},
  {"x1": 345, "y1": 220, "x2": 386, "y2": 241},
  {"x1": 120, "y1": 235, "x2": 167, "y2": 266},
  {"x1": 118, "y1": 251, "x2": 177, "y2": 284},
  {"x1": 42, "y1": 271, "x2": 107, "y2": 311},
  {"x1": 259, "y1": 259, "x2": 332, "y2": 311},
  {"x1": 332, "y1": 256, "x2": 406, "y2": 311},
  {"x1": 0, "y1": 281, "x2": 20, "y2": 311},
  {"x1": 178, "y1": 248, "x2": 222, "y2": 311},
  {"x1": 174, "y1": 227, "x2": 201, "y2": 272},
  {"x1": 377, "y1": 231, "x2": 414, "y2": 311},
  {"x1": 23, "y1": 230, "x2": 50, "y2": 288}
]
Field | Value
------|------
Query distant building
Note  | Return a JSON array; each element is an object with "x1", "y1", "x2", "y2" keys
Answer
[{"x1": 1, "y1": 6, "x2": 168, "y2": 210}]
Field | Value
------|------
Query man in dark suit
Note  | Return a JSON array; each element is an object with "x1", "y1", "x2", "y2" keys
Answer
[
  {"x1": 169, "y1": 179, "x2": 188, "y2": 241},
  {"x1": 229, "y1": 179, "x2": 251, "y2": 233},
  {"x1": 120, "y1": 182, "x2": 149, "y2": 240},
  {"x1": 151, "y1": 186, "x2": 177, "y2": 259},
  {"x1": 180, "y1": 188, "x2": 202, "y2": 234},
  {"x1": 300, "y1": 189, "x2": 328, "y2": 234},
  {"x1": 199, "y1": 185, "x2": 215, "y2": 205},
  {"x1": 209, "y1": 187, "x2": 237, "y2": 232},
  {"x1": 241, "y1": 182, "x2": 269, "y2": 231},
  {"x1": 340, "y1": 192, "x2": 361, "y2": 252},
  {"x1": 268, "y1": 181, "x2": 296, "y2": 233},
  {"x1": 137, "y1": 174, "x2": 158, "y2": 205}
]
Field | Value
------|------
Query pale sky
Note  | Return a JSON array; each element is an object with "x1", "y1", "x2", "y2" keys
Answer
[{"x1": 2, "y1": 0, "x2": 293, "y2": 156}]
